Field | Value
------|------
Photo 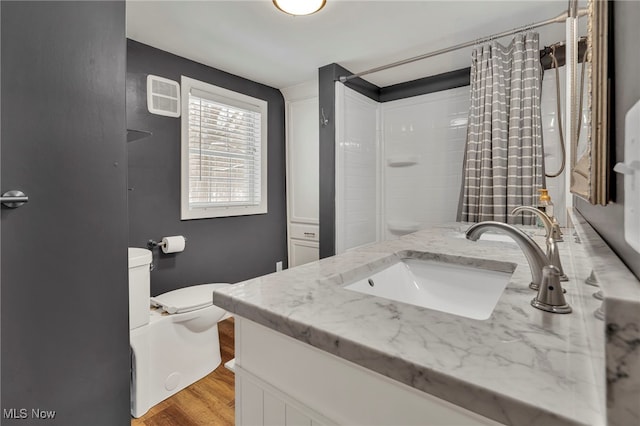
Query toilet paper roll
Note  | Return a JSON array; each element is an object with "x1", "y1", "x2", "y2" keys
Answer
[{"x1": 161, "y1": 236, "x2": 186, "y2": 254}]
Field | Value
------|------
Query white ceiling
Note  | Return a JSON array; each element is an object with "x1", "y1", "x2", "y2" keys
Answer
[{"x1": 126, "y1": 0, "x2": 581, "y2": 90}]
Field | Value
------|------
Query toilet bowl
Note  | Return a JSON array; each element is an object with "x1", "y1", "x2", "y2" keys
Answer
[{"x1": 128, "y1": 248, "x2": 231, "y2": 418}]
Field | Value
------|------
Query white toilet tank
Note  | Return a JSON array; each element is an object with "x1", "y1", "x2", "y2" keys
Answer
[{"x1": 128, "y1": 248, "x2": 152, "y2": 330}]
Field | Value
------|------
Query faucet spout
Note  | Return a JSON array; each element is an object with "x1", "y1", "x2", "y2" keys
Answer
[{"x1": 465, "y1": 221, "x2": 549, "y2": 290}]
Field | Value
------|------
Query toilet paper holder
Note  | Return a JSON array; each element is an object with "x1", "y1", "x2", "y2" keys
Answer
[
  {"x1": 147, "y1": 236, "x2": 188, "y2": 251},
  {"x1": 147, "y1": 239, "x2": 165, "y2": 250}
]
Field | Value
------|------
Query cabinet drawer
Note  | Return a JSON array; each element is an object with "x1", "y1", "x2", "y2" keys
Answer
[{"x1": 290, "y1": 223, "x2": 319, "y2": 241}]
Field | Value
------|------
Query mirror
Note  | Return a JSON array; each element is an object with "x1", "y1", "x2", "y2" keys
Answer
[{"x1": 570, "y1": 0, "x2": 609, "y2": 205}]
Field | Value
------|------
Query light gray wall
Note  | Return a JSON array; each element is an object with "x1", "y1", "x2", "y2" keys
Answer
[
  {"x1": 576, "y1": 0, "x2": 640, "y2": 280},
  {"x1": 126, "y1": 40, "x2": 288, "y2": 296}
]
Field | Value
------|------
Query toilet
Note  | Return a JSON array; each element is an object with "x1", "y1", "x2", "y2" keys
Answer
[{"x1": 128, "y1": 247, "x2": 231, "y2": 418}]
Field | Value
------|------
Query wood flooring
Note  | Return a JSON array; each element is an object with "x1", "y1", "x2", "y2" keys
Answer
[{"x1": 131, "y1": 317, "x2": 235, "y2": 426}]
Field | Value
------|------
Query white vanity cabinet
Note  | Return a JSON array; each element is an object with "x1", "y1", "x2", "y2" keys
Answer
[
  {"x1": 282, "y1": 81, "x2": 319, "y2": 268},
  {"x1": 234, "y1": 317, "x2": 502, "y2": 426}
]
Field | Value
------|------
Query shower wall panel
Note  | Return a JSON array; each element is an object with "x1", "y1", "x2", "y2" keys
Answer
[
  {"x1": 382, "y1": 87, "x2": 469, "y2": 240},
  {"x1": 335, "y1": 83, "x2": 381, "y2": 253}
]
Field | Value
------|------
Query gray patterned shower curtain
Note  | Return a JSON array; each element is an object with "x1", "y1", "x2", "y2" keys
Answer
[{"x1": 460, "y1": 32, "x2": 545, "y2": 225}]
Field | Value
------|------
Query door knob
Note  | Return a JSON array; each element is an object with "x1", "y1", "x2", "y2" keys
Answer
[{"x1": 1, "y1": 190, "x2": 29, "y2": 208}]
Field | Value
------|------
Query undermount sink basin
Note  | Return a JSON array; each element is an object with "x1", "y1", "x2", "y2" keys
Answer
[{"x1": 343, "y1": 254, "x2": 514, "y2": 320}]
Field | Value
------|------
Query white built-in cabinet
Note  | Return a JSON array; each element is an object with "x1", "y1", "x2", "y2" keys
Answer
[
  {"x1": 234, "y1": 317, "x2": 502, "y2": 426},
  {"x1": 282, "y1": 81, "x2": 320, "y2": 268}
]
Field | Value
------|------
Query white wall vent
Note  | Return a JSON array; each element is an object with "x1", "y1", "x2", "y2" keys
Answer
[{"x1": 147, "y1": 75, "x2": 180, "y2": 117}]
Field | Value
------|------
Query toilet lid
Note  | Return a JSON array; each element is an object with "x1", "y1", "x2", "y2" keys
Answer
[{"x1": 150, "y1": 283, "x2": 231, "y2": 314}]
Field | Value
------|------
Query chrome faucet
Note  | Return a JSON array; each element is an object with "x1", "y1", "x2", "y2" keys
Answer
[
  {"x1": 465, "y1": 221, "x2": 572, "y2": 314},
  {"x1": 465, "y1": 221, "x2": 548, "y2": 290},
  {"x1": 532, "y1": 265, "x2": 572, "y2": 314},
  {"x1": 511, "y1": 206, "x2": 568, "y2": 282}
]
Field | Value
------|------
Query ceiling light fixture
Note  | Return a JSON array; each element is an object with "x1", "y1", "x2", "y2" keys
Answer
[{"x1": 273, "y1": 0, "x2": 326, "y2": 16}]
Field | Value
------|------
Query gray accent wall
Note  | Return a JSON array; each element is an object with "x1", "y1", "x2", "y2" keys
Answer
[
  {"x1": 318, "y1": 65, "x2": 337, "y2": 259},
  {"x1": 1, "y1": 2, "x2": 130, "y2": 424},
  {"x1": 127, "y1": 40, "x2": 287, "y2": 296},
  {"x1": 379, "y1": 68, "x2": 471, "y2": 103},
  {"x1": 576, "y1": 0, "x2": 640, "y2": 280}
]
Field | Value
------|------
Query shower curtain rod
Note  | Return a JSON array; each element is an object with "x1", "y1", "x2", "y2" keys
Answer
[{"x1": 338, "y1": 8, "x2": 588, "y2": 83}]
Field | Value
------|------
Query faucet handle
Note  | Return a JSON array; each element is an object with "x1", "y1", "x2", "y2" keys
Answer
[
  {"x1": 531, "y1": 265, "x2": 572, "y2": 314},
  {"x1": 550, "y1": 217, "x2": 564, "y2": 242}
]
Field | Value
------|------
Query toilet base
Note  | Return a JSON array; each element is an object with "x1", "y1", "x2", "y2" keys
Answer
[{"x1": 130, "y1": 306, "x2": 223, "y2": 418}]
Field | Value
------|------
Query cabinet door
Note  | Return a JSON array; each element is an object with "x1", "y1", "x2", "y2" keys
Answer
[
  {"x1": 288, "y1": 97, "x2": 319, "y2": 224},
  {"x1": 290, "y1": 239, "x2": 319, "y2": 267},
  {"x1": 239, "y1": 377, "x2": 264, "y2": 426},
  {"x1": 237, "y1": 371, "x2": 321, "y2": 426}
]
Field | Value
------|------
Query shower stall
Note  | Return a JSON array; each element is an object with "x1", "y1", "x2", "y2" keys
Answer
[
  {"x1": 332, "y1": 4, "x2": 589, "y2": 255},
  {"x1": 335, "y1": 83, "x2": 469, "y2": 253}
]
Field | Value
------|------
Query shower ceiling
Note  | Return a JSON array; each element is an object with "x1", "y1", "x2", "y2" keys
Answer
[{"x1": 126, "y1": 0, "x2": 584, "y2": 89}]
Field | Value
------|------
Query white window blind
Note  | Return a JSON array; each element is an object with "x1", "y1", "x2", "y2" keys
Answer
[{"x1": 181, "y1": 77, "x2": 268, "y2": 219}]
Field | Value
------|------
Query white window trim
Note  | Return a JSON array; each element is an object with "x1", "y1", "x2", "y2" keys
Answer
[{"x1": 180, "y1": 75, "x2": 268, "y2": 220}]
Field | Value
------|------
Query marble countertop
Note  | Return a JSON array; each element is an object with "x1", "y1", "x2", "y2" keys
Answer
[
  {"x1": 212, "y1": 221, "x2": 606, "y2": 426},
  {"x1": 569, "y1": 210, "x2": 640, "y2": 426}
]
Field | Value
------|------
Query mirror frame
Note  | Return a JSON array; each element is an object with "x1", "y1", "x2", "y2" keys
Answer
[{"x1": 570, "y1": 0, "x2": 609, "y2": 205}]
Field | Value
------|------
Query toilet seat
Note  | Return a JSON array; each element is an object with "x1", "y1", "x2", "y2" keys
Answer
[{"x1": 151, "y1": 283, "x2": 231, "y2": 314}]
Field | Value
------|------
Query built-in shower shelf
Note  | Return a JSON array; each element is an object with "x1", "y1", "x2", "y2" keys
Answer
[
  {"x1": 387, "y1": 220, "x2": 421, "y2": 234},
  {"x1": 386, "y1": 155, "x2": 419, "y2": 167},
  {"x1": 127, "y1": 129, "x2": 153, "y2": 143}
]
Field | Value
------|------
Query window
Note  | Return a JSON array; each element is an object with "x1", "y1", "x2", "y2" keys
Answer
[{"x1": 181, "y1": 76, "x2": 268, "y2": 219}]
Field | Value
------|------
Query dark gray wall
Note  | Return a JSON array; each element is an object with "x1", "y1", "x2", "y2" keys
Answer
[
  {"x1": 576, "y1": 0, "x2": 640, "y2": 280},
  {"x1": 379, "y1": 68, "x2": 471, "y2": 103},
  {"x1": 126, "y1": 40, "x2": 287, "y2": 296},
  {"x1": 318, "y1": 64, "x2": 337, "y2": 259},
  {"x1": 1, "y1": 2, "x2": 130, "y2": 425}
]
